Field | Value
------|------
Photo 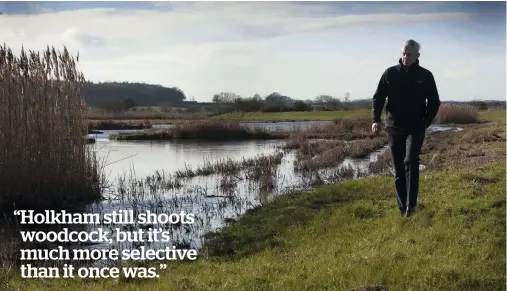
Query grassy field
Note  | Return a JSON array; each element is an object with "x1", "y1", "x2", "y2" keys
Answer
[
  {"x1": 211, "y1": 108, "x2": 505, "y2": 123},
  {"x1": 211, "y1": 109, "x2": 371, "y2": 121},
  {"x1": 478, "y1": 110, "x2": 506, "y2": 123},
  {"x1": 85, "y1": 109, "x2": 504, "y2": 130},
  {"x1": 6, "y1": 110, "x2": 506, "y2": 291}
]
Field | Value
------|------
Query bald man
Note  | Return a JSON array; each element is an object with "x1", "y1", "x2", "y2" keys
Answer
[{"x1": 371, "y1": 39, "x2": 441, "y2": 217}]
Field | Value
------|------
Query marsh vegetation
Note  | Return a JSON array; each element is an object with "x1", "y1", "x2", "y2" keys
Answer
[
  {"x1": 0, "y1": 45, "x2": 102, "y2": 213},
  {"x1": 1, "y1": 43, "x2": 504, "y2": 291}
]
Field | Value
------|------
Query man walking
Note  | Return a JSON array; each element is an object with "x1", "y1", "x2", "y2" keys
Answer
[{"x1": 371, "y1": 39, "x2": 441, "y2": 217}]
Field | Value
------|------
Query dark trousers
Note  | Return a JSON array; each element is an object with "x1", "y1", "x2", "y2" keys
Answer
[{"x1": 386, "y1": 126, "x2": 426, "y2": 212}]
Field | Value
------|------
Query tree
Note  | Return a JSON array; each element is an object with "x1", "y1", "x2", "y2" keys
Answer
[
  {"x1": 212, "y1": 94, "x2": 221, "y2": 103},
  {"x1": 123, "y1": 98, "x2": 137, "y2": 109},
  {"x1": 264, "y1": 92, "x2": 294, "y2": 112},
  {"x1": 294, "y1": 100, "x2": 311, "y2": 112},
  {"x1": 83, "y1": 81, "x2": 186, "y2": 107},
  {"x1": 231, "y1": 96, "x2": 264, "y2": 112},
  {"x1": 252, "y1": 94, "x2": 262, "y2": 102},
  {"x1": 212, "y1": 92, "x2": 241, "y2": 104},
  {"x1": 315, "y1": 95, "x2": 334, "y2": 105},
  {"x1": 315, "y1": 95, "x2": 343, "y2": 110},
  {"x1": 344, "y1": 92, "x2": 351, "y2": 103}
]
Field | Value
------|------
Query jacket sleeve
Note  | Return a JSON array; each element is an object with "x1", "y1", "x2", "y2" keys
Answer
[
  {"x1": 372, "y1": 69, "x2": 388, "y2": 123},
  {"x1": 425, "y1": 72, "x2": 441, "y2": 128}
]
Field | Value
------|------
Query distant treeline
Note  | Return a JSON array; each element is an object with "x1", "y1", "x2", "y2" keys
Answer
[
  {"x1": 83, "y1": 82, "x2": 506, "y2": 113},
  {"x1": 197, "y1": 92, "x2": 506, "y2": 114},
  {"x1": 209, "y1": 92, "x2": 364, "y2": 112},
  {"x1": 83, "y1": 81, "x2": 186, "y2": 108}
]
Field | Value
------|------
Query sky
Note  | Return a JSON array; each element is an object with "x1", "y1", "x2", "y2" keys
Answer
[{"x1": 0, "y1": 1, "x2": 505, "y2": 102}]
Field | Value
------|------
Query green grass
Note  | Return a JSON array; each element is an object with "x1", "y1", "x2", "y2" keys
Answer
[
  {"x1": 211, "y1": 109, "x2": 371, "y2": 121},
  {"x1": 213, "y1": 109, "x2": 505, "y2": 123},
  {"x1": 8, "y1": 161, "x2": 505, "y2": 291},
  {"x1": 478, "y1": 110, "x2": 506, "y2": 123}
]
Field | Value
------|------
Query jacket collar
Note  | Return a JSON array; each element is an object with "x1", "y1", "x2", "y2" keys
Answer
[{"x1": 398, "y1": 58, "x2": 419, "y2": 70}]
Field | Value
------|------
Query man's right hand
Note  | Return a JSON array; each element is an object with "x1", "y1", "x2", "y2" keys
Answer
[{"x1": 372, "y1": 122, "x2": 381, "y2": 134}]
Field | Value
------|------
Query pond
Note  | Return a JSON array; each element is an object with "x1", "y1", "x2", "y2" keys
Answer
[{"x1": 80, "y1": 121, "x2": 462, "y2": 258}]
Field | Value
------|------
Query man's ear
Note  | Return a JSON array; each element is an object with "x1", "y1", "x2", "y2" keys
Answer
[{"x1": 417, "y1": 53, "x2": 420, "y2": 58}]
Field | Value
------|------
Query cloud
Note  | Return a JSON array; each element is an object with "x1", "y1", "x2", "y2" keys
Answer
[
  {"x1": 442, "y1": 68, "x2": 475, "y2": 80},
  {"x1": 61, "y1": 28, "x2": 105, "y2": 47},
  {"x1": 0, "y1": 3, "x2": 471, "y2": 48},
  {"x1": 0, "y1": 2, "x2": 502, "y2": 101}
]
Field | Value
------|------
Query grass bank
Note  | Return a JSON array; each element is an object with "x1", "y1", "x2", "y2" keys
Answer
[
  {"x1": 8, "y1": 161, "x2": 505, "y2": 290},
  {"x1": 110, "y1": 120, "x2": 288, "y2": 141},
  {"x1": 212, "y1": 109, "x2": 370, "y2": 121},
  {"x1": 478, "y1": 109, "x2": 506, "y2": 123}
]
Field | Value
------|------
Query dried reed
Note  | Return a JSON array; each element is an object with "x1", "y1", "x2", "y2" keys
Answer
[
  {"x1": 0, "y1": 45, "x2": 101, "y2": 212},
  {"x1": 434, "y1": 104, "x2": 480, "y2": 124}
]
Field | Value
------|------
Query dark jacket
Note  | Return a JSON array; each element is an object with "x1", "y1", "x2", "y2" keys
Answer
[{"x1": 372, "y1": 58, "x2": 441, "y2": 129}]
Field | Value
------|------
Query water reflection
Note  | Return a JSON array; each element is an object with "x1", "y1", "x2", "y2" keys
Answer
[
  {"x1": 151, "y1": 121, "x2": 330, "y2": 132},
  {"x1": 89, "y1": 139, "x2": 284, "y2": 180}
]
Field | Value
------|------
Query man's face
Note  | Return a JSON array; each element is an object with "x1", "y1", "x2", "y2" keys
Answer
[{"x1": 401, "y1": 45, "x2": 420, "y2": 66}]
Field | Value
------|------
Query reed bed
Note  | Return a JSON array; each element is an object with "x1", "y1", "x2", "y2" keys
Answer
[
  {"x1": 110, "y1": 120, "x2": 288, "y2": 141},
  {"x1": 87, "y1": 119, "x2": 152, "y2": 130},
  {"x1": 0, "y1": 45, "x2": 102, "y2": 213},
  {"x1": 434, "y1": 104, "x2": 480, "y2": 124},
  {"x1": 460, "y1": 128, "x2": 505, "y2": 144},
  {"x1": 282, "y1": 132, "x2": 308, "y2": 150},
  {"x1": 327, "y1": 164, "x2": 360, "y2": 182},
  {"x1": 218, "y1": 176, "x2": 240, "y2": 196},
  {"x1": 294, "y1": 137, "x2": 388, "y2": 172},
  {"x1": 175, "y1": 152, "x2": 284, "y2": 179},
  {"x1": 94, "y1": 167, "x2": 264, "y2": 254},
  {"x1": 300, "y1": 118, "x2": 374, "y2": 140},
  {"x1": 367, "y1": 150, "x2": 394, "y2": 176}
]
